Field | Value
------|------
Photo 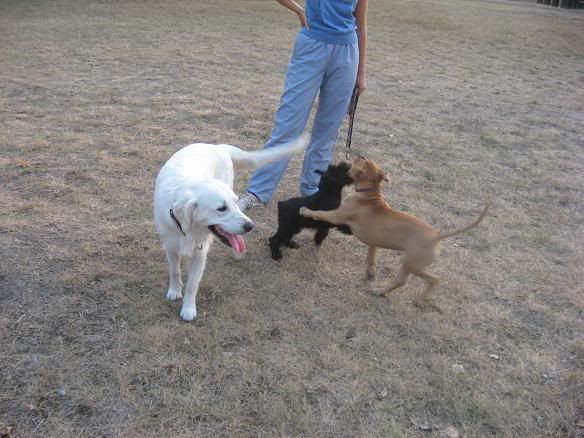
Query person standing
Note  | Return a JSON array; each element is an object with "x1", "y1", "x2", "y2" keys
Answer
[{"x1": 238, "y1": 0, "x2": 368, "y2": 210}]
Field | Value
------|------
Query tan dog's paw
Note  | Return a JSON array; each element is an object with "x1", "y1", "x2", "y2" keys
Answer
[
  {"x1": 299, "y1": 207, "x2": 311, "y2": 217},
  {"x1": 366, "y1": 269, "x2": 376, "y2": 280},
  {"x1": 369, "y1": 287, "x2": 387, "y2": 297}
]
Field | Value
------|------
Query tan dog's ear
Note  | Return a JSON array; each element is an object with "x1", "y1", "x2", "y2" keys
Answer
[{"x1": 378, "y1": 170, "x2": 390, "y2": 183}]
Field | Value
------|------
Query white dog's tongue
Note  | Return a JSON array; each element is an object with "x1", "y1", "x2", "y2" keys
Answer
[{"x1": 225, "y1": 232, "x2": 246, "y2": 253}]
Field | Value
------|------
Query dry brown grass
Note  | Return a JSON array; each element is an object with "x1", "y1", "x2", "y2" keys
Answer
[{"x1": 1, "y1": 0, "x2": 583, "y2": 436}]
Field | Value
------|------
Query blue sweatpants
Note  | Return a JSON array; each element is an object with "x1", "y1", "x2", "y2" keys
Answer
[{"x1": 247, "y1": 32, "x2": 359, "y2": 203}]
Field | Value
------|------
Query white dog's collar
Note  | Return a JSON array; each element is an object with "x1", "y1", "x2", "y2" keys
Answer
[
  {"x1": 169, "y1": 209, "x2": 204, "y2": 250},
  {"x1": 169, "y1": 209, "x2": 186, "y2": 236}
]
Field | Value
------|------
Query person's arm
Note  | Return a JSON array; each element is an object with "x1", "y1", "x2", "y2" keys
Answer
[
  {"x1": 355, "y1": 0, "x2": 368, "y2": 95},
  {"x1": 276, "y1": 0, "x2": 308, "y2": 28}
]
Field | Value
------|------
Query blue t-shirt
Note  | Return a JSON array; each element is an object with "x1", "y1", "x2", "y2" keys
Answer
[{"x1": 301, "y1": 0, "x2": 358, "y2": 45}]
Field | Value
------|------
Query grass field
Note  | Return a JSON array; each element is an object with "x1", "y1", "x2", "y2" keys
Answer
[{"x1": 1, "y1": 0, "x2": 583, "y2": 436}]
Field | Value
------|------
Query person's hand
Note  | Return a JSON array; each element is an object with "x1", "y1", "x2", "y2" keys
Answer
[
  {"x1": 356, "y1": 72, "x2": 367, "y2": 96},
  {"x1": 298, "y1": 10, "x2": 308, "y2": 28}
]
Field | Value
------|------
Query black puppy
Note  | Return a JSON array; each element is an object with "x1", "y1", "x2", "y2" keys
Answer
[{"x1": 269, "y1": 162, "x2": 353, "y2": 260}]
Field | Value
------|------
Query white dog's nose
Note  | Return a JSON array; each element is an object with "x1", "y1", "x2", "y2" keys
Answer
[{"x1": 243, "y1": 221, "x2": 254, "y2": 233}]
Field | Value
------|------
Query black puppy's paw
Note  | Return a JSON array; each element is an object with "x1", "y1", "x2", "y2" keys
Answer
[
  {"x1": 285, "y1": 240, "x2": 300, "y2": 249},
  {"x1": 269, "y1": 236, "x2": 283, "y2": 260},
  {"x1": 336, "y1": 225, "x2": 352, "y2": 235}
]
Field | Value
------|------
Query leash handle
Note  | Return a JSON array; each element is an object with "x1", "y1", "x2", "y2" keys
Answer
[{"x1": 345, "y1": 85, "x2": 359, "y2": 160}]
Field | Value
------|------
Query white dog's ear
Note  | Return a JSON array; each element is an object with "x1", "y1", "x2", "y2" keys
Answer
[{"x1": 172, "y1": 198, "x2": 197, "y2": 231}]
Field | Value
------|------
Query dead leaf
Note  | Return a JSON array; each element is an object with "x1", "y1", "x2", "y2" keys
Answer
[
  {"x1": 411, "y1": 418, "x2": 432, "y2": 431},
  {"x1": 13, "y1": 159, "x2": 32, "y2": 168},
  {"x1": 452, "y1": 364, "x2": 465, "y2": 374},
  {"x1": 0, "y1": 424, "x2": 13, "y2": 438},
  {"x1": 443, "y1": 426, "x2": 461, "y2": 438}
]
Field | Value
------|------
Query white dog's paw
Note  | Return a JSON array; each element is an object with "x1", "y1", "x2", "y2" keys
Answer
[
  {"x1": 166, "y1": 288, "x2": 182, "y2": 301},
  {"x1": 180, "y1": 305, "x2": 197, "y2": 321}
]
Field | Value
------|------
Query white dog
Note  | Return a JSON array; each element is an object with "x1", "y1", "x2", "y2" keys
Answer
[{"x1": 154, "y1": 135, "x2": 308, "y2": 321}]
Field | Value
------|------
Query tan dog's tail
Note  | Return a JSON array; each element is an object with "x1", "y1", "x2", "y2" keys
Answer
[
  {"x1": 226, "y1": 134, "x2": 309, "y2": 171},
  {"x1": 435, "y1": 200, "x2": 491, "y2": 242}
]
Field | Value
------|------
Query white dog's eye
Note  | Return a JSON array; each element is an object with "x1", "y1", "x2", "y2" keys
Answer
[{"x1": 217, "y1": 205, "x2": 227, "y2": 212}]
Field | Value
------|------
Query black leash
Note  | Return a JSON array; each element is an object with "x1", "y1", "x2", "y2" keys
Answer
[{"x1": 345, "y1": 85, "x2": 359, "y2": 160}]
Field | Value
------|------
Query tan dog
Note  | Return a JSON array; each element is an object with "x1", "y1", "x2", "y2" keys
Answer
[{"x1": 300, "y1": 156, "x2": 490, "y2": 305}]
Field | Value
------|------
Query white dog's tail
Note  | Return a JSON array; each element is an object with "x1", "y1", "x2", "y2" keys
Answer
[{"x1": 225, "y1": 134, "x2": 310, "y2": 171}]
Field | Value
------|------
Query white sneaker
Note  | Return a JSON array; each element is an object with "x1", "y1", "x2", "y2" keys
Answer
[{"x1": 237, "y1": 192, "x2": 263, "y2": 211}]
